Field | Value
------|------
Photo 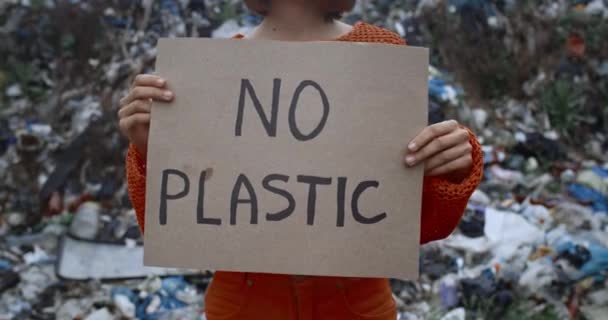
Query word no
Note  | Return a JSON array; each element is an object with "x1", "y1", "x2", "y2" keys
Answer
[{"x1": 235, "y1": 79, "x2": 329, "y2": 141}]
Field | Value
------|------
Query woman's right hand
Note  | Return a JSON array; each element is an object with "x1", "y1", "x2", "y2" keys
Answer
[{"x1": 118, "y1": 74, "x2": 174, "y2": 158}]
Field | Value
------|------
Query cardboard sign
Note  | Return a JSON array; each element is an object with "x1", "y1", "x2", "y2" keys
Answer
[{"x1": 144, "y1": 38, "x2": 428, "y2": 280}]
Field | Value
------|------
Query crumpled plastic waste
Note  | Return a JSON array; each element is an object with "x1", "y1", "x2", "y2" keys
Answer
[
  {"x1": 105, "y1": 277, "x2": 203, "y2": 320},
  {"x1": 439, "y1": 307, "x2": 465, "y2": 320},
  {"x1": 428, "y1": 66, "x2": 463, "y2": 104},
  {"x1": 555, "y1": 242, "x2": 608, "y2": 281},
  {"x1": 484, "y1": 208, "x2": 544, "y2": 260},
  {"x1": 576, "y1": 166, "x2": 608, "y2": 196},
  {"x1": 457, "y1": 206, "x2": 485, "y2": 238},
  {"x1": 518, "y1": 259, "x2": 556, "y2": 292},
  {"x1": 568, "y1": 183, "x2": 608, "y2": 212}
]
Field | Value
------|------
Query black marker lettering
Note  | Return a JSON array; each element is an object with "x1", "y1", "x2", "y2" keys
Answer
[
  {"x1": 297, "y1": 175, "x2": 332, "y2": 225},
  {"x1": 235, "y1": 79, "x2": 281, "y2": 137},
  {"x1": 263, "y1": 174, "x2": 296, "y2": 221},
  {"x1": 352, "y1": 180, "x2": 386, "y2": 224},
  {"x1": 159, "y1": 169, "x2": 190, "y2": 225},
  {"x1": 196, "y1": 170, "x2": 222, "y2": 225},
  {"x1": 288, "y1": 80, "x2": 330, "y2": 141},
  {"x1": 336, "y1": 177, "x2": 347, "y2": 227},
  {"x1": 230, "y1": 174, "x2": 259, "y2": 225}
]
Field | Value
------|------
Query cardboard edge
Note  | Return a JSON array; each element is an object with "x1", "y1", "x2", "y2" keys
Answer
[{"x1": 143, "y1": 38, "x2": 430, "y2": 278}]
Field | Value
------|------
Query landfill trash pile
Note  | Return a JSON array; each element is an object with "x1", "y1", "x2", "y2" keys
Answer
[{"x1": 0, "y1": 0, "x2": 607, "y2": 319}]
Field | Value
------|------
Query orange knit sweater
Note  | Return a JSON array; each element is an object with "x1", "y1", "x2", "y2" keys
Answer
[{"x1": 126, "y1": 22, "x2": 484, "y2": 244}]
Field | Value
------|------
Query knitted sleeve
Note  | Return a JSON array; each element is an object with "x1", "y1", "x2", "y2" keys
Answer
[
  {"x1": 419, "y1": 128, "x2": 483, "y2": 243},
  {"x1": 336, "y1": 22, "x2": 407, "y2": 45},
  {"x1": 126, "y1": 144, "x2": 147, "y2": 233}
]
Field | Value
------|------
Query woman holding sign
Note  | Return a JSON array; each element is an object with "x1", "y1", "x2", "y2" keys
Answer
[{"x1": 118, "y1": 0, "x2": 483, "y2": 319}]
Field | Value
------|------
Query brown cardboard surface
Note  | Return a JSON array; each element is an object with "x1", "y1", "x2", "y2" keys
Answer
[{"x1": 144, "y1": 38, "x2": 428, "y2": 280}]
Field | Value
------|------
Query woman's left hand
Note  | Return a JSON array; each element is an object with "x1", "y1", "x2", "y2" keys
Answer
[{"x1": 404, "y1": 120, "x2": 473, "y2": 179}]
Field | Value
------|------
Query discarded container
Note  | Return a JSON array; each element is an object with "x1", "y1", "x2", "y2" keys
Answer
[
  {"x1": 439, "y1": 275, "x2": 459, "y2": 308},
  {"x1": 69, "y1": 202, "x2": 100, "y2": 240}
]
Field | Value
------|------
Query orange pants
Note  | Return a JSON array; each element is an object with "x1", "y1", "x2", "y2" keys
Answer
[{"x1": 204, "y1": 272, "x2": 397, "y2": 320}]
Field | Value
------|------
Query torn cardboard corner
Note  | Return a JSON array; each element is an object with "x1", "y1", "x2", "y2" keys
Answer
[{"x1": 145, "y1": 38, "x2": 429, "y2": 280}]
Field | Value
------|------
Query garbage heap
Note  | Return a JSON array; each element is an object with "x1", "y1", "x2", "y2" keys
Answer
[{"x1": 0, "y1": 1, "x2": 607, "y2": 319}]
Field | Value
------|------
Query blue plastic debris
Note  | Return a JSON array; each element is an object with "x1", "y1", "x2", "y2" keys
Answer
[
  {"x1": 161, "y1": 0, "x2": 180, "y2": 15},
  {"x1": 0, "y1": 259, "x2": 12, "y2": 271},
  {"x1": 161, "y1": 276, "x2": 188, "y2": 295},
  {"x1": 579, "y1": 244, "x2": 608, "y2": 280},
  {"x1": 556, "y1": 242, "x2": 608, "y2": 280},
  {"x1": 592, "y1": 166, "x2": 608, "y2": 178},
  {"x1": 567, "y1": 183, "x2": 608, "y2": 212},
  {"x1": 428, "y1": 78, "x2": 451, "y2": 102},
  {"x1": 125, "y1": 277, "x2": 194, "y2": 320},
  {"x1": 111, "y1": 286, "x2": 137, "y2": 302}
]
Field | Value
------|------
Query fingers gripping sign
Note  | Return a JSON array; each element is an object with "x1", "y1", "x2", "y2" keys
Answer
[
  {"x1": 404, "y1": 120, "x2": 473, "y2": 178},
  {"x1": 117, "y1": 74, "x2": 174, "y2": 158}
]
